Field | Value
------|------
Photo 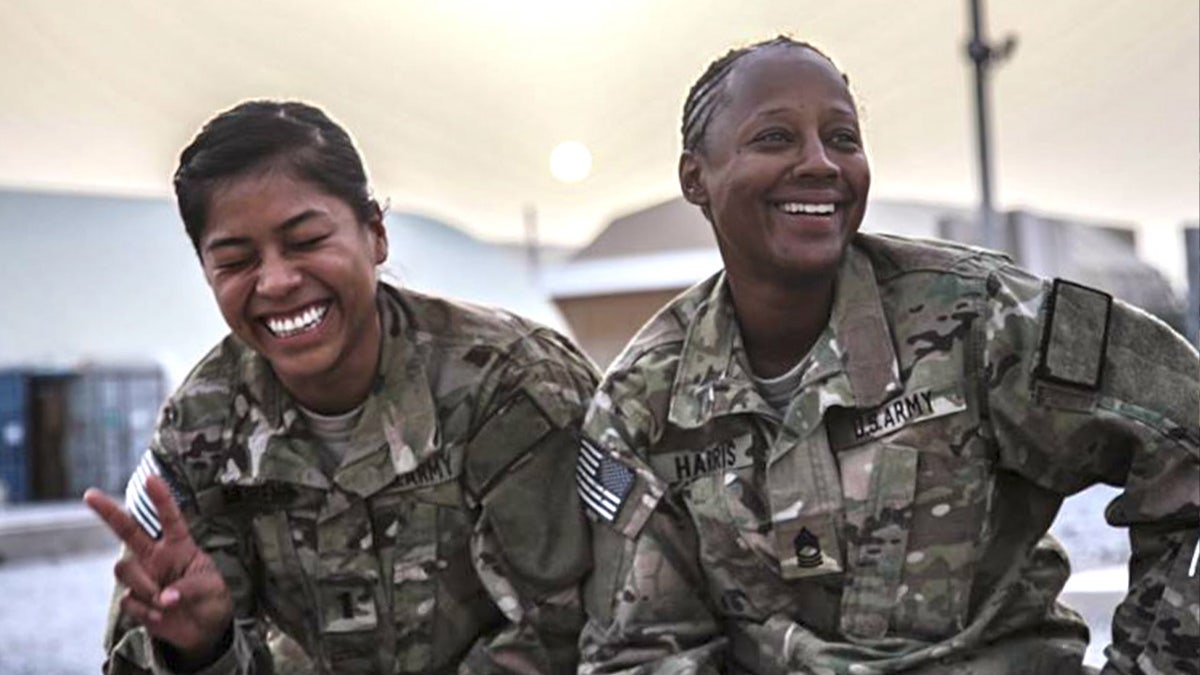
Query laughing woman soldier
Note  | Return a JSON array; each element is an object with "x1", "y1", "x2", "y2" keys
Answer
[
  {"x1": 84, "y1": 101, "x2": 597, "y2": 674},
  {"x1": 577, "y1": 37, "x2": 1199, "y2": 674}
]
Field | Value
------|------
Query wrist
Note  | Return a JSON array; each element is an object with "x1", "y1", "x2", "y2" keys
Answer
[{"x1": 158, "y1": 624, "x2": 234, "y2": 674}]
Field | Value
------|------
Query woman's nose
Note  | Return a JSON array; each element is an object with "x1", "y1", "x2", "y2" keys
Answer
[
  {"x1": 255, "y1": 252, "x2": 301, "y2": 298},
  {"x1": 790, "y1": 136, "x2": 839, "y2": 181}
]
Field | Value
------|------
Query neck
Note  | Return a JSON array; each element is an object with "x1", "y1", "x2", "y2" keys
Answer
[
  {"x1": 280, "y1": 313, "x2": 383, "y2": 416},
  {"x1": 727, "y1": 273, "x2": 835, "y2": 378}
]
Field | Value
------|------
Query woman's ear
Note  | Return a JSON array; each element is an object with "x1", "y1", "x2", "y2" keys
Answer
[
  {"x1": 679, "y1": 151, "x2": 709, "y2": 207},
  {"x1": 368, "y1": 215, "x2": 388, "y2": 265}
]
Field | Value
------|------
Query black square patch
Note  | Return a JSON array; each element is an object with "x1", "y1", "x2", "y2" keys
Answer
[{"x1": 1036, "y1": 279, "x2": 1112, "y2": 390}]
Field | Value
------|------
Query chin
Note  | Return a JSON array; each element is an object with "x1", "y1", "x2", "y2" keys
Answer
[
  {"x1": 264, "y1": 346, "x2": 337, "y2": 382},
  {"x1": 773, "y1": 242, "x2": 846, "y2": 280}
]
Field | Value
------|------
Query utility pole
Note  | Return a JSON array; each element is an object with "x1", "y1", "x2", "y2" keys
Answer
[
  {"x1": 523, "y1": 203, "x2": 540, "y2": 282},
  {"x1": 966, "y1": 0, "x2": 1016, "y2": 252}
]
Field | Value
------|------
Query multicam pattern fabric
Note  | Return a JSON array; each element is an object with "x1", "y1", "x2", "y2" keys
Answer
[
  {"x1": 103, "y1": 283, "x2": 599, "y2": 674},
  {"x1": 579, "y1": 233, "x2": 1200, "y2": 675}
]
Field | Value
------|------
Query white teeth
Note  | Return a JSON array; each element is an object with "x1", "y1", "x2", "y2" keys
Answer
[
  {"x1": 264, "y1": 303, "x2": 328, "y2": 338},
  {"x1": 779, "y1": 202, "x2": 836, "y2": 215}
]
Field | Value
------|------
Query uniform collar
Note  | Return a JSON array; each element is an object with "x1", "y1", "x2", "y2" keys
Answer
[
  {"x1": 239, "y1": 284, "x2": 441, "y2": 498},
  {"x1": 667, "y1": 242, "x2": 901, "y2": 430}
]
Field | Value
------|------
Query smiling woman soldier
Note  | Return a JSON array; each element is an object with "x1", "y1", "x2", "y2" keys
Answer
[
  {"x1": 84, "y1": 100, "x2": 598, "y2": 674},
  {"x1": 577, "y1": 37, "x2": 1199, "y2": 674}
]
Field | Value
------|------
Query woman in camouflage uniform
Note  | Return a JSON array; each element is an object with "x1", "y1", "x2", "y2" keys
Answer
[
  {"x1": 85, "y1": 100, "x2": 598, "y2": 674},
  {"x1": 577, "y1": 37, "x2": 1198, "y2": 674}
]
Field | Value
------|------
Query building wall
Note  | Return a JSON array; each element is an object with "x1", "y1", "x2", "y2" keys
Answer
[{"x1": 555, "y1": 289, "x2": 683, "y2": 370}]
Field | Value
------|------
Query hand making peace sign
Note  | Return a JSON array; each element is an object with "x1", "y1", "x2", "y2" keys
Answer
[{"x1": 84, "y1": 474, "x2": 234, "y2": 666}]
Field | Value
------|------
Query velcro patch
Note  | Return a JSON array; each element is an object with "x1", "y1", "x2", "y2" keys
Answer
[
  {"x1": 124, "y1": 450, "x2": 189, "y2": 539},
  {"x1": 1036, "y1": 279, "x2": 1112, "y2": 390},
  {"x1": 576, "y1": 438, "x2": 634, "y2": 523},
  {"x1": 827, "y1": 386, "x2": 968, "y2": 450},
  {"x1": 393, "y1": 449, "x2": 462, "y2": 493},
  {"x1": 649, "y1": 435, "x2": 755, "y2": 484}
]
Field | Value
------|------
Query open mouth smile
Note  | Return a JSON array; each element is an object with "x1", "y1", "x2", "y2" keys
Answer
[
  {"x1": 261, "y1": 301, "x2": 331, "y2": 338},
  {"x1": 776, "y1": 202, "x2": 836, "y2": 215}
]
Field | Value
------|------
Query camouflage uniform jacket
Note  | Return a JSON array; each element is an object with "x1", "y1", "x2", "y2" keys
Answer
[
  {"x1": 104, "y1": 283, "x2": 599, "y2": 674},
  {"x1": 578, "y1": 233, "x2": 1199, "y2": 675}
]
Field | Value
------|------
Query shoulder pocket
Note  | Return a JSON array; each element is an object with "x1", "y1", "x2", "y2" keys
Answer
[
  {"x1": 484, "y1": 427, "x2": 590, "y2": 586},
  {"x1": 465, "y1": 392, "x2": 554, "y2": 498}
]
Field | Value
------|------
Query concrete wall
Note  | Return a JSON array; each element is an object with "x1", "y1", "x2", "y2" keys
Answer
[{"x1": 0, "y1": 189, "x2": 567, "y2": 388}]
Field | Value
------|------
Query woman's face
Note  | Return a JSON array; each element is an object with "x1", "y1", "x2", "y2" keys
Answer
[
  {"x1": 680, "y1": 46, "x2": 870, "y2": 286},
  {"x1": 198, "y1": 168, "x2": 387, "y2": 394}
]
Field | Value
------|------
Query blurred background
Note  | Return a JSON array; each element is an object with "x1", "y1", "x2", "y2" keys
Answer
[{"x1": 0, "y1": 1, "x2": 1196, "y2": 672}]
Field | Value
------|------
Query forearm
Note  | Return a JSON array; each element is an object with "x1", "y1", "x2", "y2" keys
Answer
[
  {"x1": 1104, "y1": 526, "x2": 1200, "y2": 674},
  {"x1": 460, "y1": 602, "x2": 585, "y2": 675},
  {"x1": 580, "y1": 510, "x2": 726, "y2": 674}
]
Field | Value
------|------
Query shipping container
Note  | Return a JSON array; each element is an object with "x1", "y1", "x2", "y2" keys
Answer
[
  {"x1": 29, "y1": 375, "x2": 72, "y2": 500},
  {"x1": 60, "y1": 366, "x2": 166, "y2": 498},
  {"x1": 0, "y1": 370, "x2": 32, "y2": 504}
]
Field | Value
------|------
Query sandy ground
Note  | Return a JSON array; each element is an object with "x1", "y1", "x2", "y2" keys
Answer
[{"x1": 0, "y1": 546, "x2": 116, "y2": 675}]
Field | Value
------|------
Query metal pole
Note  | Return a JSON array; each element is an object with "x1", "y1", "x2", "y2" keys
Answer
[
  {"x1": 523, "y1": 203, "x2": 540, "y2": 281},
  {"x1": 965, "y1": 0, "x2": 1015, "y2": 252}
]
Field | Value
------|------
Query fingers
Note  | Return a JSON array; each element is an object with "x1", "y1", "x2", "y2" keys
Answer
[
  {"x1": 114, "y1": 557, "x2": 161, "y2": 606},
  {"x1": 144, "y1": 475, "x2": 191, "y2": 547},
  {"x1": 84, "y1": 488, "x2": 155, "y2": 558},
  {"x1": 160, "y1": 569, "x2": 230, "y2": 610},
  {"x1": 120, "y1": 588, "x2": 165, "y2": 625}
]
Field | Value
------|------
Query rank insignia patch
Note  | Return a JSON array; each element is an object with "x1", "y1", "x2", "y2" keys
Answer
[{"x1": 794, "y1": 528, "x2": 824, "y2": 568}]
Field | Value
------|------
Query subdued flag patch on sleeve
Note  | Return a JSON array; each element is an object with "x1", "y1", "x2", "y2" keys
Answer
[
  {"x1": 124, "y1": 451, "x2": 187, "y2": 539},
  {"x1": 576, "y1": 438, "x2": 634, "y2": 523}
]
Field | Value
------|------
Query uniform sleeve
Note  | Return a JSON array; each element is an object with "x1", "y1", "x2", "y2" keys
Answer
[
  {"x1": 984, "y1": 265, "x2": 1200, "y2": 675},
  {"x1": 458, "y1": 331, "x2": 600, "y2": 674},
  {"x1": 102, "y1": 414, "x2": 271, "y2": 675},
  {"x1": 577, "y1": 368, "x2": 728, "y2": 675}
]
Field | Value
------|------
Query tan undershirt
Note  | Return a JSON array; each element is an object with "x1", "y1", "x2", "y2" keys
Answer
[{"x1": 298, "y1": 403, "x2": 364, "y2": 473}]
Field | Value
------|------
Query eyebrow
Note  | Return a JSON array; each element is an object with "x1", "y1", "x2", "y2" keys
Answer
[
  {"x1": 753, "y1": 107, "x2": 792, "y2": 119},
  {"x1": 203, "y1": 209, "x2": 323, "y2": 253},
  {"x1": 752, "y1": 103, "x2": 858, "y2": 121}
]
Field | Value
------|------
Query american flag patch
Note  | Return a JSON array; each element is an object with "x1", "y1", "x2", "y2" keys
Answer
[
  {"x1": 124, "y1": 451, "x2": 186, "y2": 539},
  {"x1": 576, "y1": 438, "x2": 634, "y2": 522}
]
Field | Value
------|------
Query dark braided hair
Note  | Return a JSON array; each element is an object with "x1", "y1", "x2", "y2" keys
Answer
[
  {"x1": 681, "y1": 36, "x2": 849, "y2": 154},
  {"x1": 174, "y1": 100, "x2": 382, "y2": 255}
]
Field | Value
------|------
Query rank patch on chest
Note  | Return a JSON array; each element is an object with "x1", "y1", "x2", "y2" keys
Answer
[
  {"x1": 794, "y1": 528, "x2": 824, "y2": 568},
  {"x1": 827, "y1": 386, "x2": 967, "y2": 450},
  {"x1": 577, "y1": 438, "x2": 635, "y2": 522}
]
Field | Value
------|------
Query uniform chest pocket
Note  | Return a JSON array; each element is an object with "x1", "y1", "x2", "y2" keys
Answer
[
  {"x1": 375, "y1": 496, "x2": 439, "y2": 673},
  {"x1": 248, "y1": 496, "x2": 323, "y2": 647},
  {"x1": 838, "y1": 434, "x2": 994, "y2": 640},
  {"x1": 374, "y1": 482, "x2": 492, "y2": 675},
  {"x1": 891, "y1": 442, "x2": 993, "y2": 639},
  {"x1": 684, "y1": 469, "x2": 778, "y2": 620}
]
